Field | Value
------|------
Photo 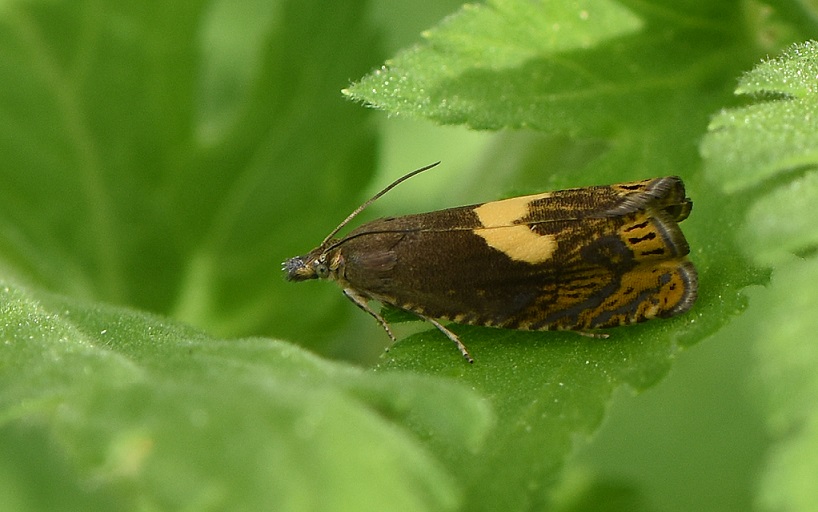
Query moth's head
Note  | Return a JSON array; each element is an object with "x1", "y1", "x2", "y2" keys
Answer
[{"x1": 282, "y1": 246, "x2": 336, "y2": 282}]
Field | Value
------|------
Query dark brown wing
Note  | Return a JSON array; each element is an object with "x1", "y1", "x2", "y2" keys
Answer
[{"x1": 335, "y1": 177, "x2": 696, "y2": 331}]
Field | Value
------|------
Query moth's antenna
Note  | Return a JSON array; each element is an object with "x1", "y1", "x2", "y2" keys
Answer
[{"x1": 319, "y1": 161, "x2": 441, "y2": 247}]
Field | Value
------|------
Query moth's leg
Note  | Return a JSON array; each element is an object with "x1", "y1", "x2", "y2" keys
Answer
[
  {"x1": 342, "y1": 289, "x2": 474, "y2": 363},
  {"x1": 417, "y1": 315, "x2": 474, "y2": 364},
  {"x1": 342, "y1": 289, "x2": 396, "y2": 342}
]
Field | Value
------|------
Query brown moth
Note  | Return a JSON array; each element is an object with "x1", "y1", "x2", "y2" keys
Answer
[{"x1": 283, "y1": 163, "x2": 697, "y2": 363}]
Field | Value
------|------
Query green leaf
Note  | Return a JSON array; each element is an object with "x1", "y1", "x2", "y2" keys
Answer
[
  {"x1": 0, "y1": 280, "x2": 490, "y2": 511},
  {"x1": 377, "y1": 298, "x2": 726, "y2": 510},
  {"x1": 346, "y1": 0, "x2": 645, "y2": 129},
  {"x1": 729, "y1": 259, "x2": 818, "y2": 512},
  {"x1": 741, "y1": 171, "x2": 818, "y2": 265},
  {"x1": 702, "y1": 41, "x2": 818, "y2": 265},
  {"x1": 2, "y1": 0, "x2": 816, "y2": 511},
  {"x1": 372, "y1": 142, "x2": 761, "y2": 511},
  {"x1": 345, "y1": 0, "x2": 787, "y2": 204},
  {"x1": 700, "y1": 40, "x2": 818, "y2": 512},
  {"x1": 702, "y1": 41, "x2": 818, "y2": 194},
  {"x1": 549, "y1": 474, "x2": 655, "y2": 512},
  {"x1": 0, "y1": 0, "x2": 380, "y2": 348},
  {"x1": 355, "y1": 3, "x2": 774, "y2": 509}
]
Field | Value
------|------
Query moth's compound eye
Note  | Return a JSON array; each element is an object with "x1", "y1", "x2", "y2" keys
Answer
[{"x1": 314, "y1": 259, "x2": 330, "y2": 278}]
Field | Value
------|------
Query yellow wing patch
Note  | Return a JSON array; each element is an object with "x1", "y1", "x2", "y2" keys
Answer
[
  {"x1": 473, "y1": 192, "x2": 557, "y2": 263},
  {"x1": 473, "y1": 192, "x2": 553, "y2": 225},
  {"x1": 473, "y1": 225, "x2": 557, "y2": 263}
]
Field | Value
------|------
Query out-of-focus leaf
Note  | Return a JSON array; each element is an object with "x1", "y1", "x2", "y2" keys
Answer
[{"x1": 0, "y1": 280, "x2": 491, "y2": 511}]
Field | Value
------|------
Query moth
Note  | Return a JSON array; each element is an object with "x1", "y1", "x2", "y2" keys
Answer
[{"x1": 284, "y1": 163, "x2": 697, "y2": 363}]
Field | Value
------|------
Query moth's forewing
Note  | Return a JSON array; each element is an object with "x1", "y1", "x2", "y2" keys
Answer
[{"x1": 332, "y1": 177, "x2": 696, "y2": 331}]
